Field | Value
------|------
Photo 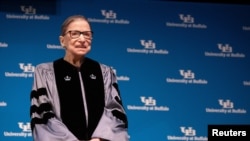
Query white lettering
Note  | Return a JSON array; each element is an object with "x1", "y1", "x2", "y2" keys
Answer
[{"x1": 212, "y1": 129, "x2": 246, "y2": 137}]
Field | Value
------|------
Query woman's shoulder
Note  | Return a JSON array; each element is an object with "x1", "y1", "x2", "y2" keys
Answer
[
  {"x1": 36, "y1": 58, "x2": 63, "y2": 70},
  {"x1": 35, "y1": 62, "x2": 54, "y2": 71},
  {"x1": 99, "y1": 63, "x2": 117, "y2": 78},
  {"x1": 99, "y1": 62, "x2": 113, "y2": 71},
  {"x1": 86, "y1": 57, "x2": 112, "y2": 72}
]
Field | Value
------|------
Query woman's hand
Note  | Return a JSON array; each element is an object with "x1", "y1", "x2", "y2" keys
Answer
[{"x1": 89, "y1": 138, "x2": 102, "y2": 141}]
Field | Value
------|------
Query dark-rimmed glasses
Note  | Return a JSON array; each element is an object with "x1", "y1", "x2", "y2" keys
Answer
[{"x1": 64, "y1": 30, "x2": 93, "y2": 39}]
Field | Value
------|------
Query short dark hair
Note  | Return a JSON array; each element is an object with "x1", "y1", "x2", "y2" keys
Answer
[{"x1": 60, "y1": 15, "x2": 91, "y2": 36}]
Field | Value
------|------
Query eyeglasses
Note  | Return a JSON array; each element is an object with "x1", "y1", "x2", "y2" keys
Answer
[{"x1": 65, "y1": 30, "x2": 93, "y2": 39}]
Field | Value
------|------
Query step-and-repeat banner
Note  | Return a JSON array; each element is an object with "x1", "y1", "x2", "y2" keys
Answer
[{"x1": 0, "y1": 0, "x2": 250, "y2": 140}]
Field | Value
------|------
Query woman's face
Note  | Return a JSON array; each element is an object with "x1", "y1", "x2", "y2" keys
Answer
[{"x1": 60, "y1": 19, "x2": 92, "y2": 57}]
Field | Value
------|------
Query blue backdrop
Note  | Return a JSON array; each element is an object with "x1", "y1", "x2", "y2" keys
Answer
[{"x1": 0, "y1": 0, "x2": 250, "y2": 141}]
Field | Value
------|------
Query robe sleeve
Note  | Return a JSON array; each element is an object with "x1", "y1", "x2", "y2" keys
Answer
[
  {"x1": 30, "y1": 64, "x2": 79, "y2": 141},
  {"x1": 92, "y1": 66, "x2": 129, "y2": 141}
]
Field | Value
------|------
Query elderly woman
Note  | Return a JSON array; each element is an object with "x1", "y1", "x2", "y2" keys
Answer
[{"x1": 30, "y1": 15, "x2": 129, "y2": 141}]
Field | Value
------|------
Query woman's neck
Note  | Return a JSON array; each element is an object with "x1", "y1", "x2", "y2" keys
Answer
[{"x1": 63, "y1": 55, "x2": 84, "y2": 67}]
